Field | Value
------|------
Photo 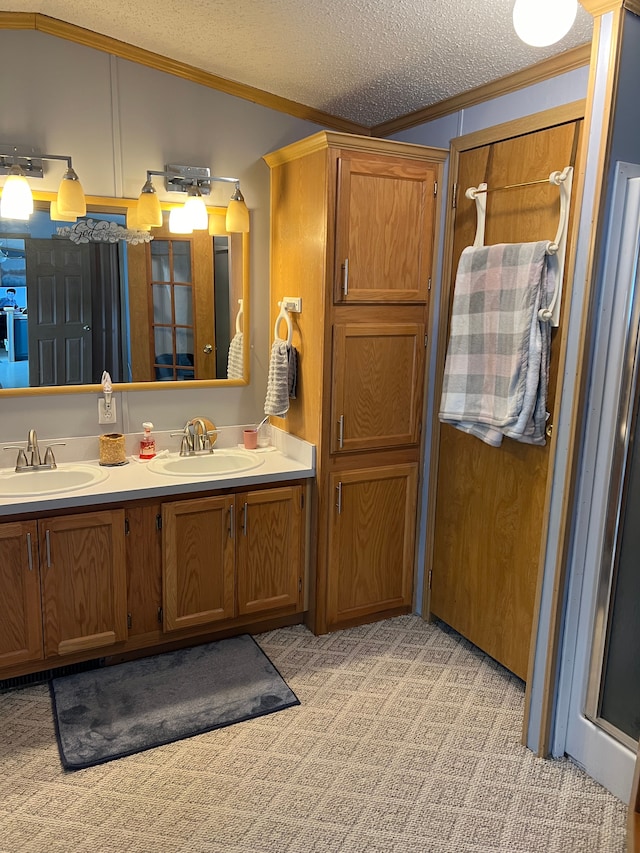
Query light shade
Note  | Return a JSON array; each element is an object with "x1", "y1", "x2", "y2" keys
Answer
[
  {"x1": 126, "y1": 206, "x2": 151, "y2": 232},
  {"x1": 137, "y1": 179, "x2": 163, "y2": 228},
  {"x1": 226, "y1": 185, "x2": 250, "y2": 233},
  {"x1": 513, "y1": 0, "x2": 578, "y2": 47},
  {"x1": 169, "y1": 205, "x2": 193, "y2": 234},
  {"x1": 183, "y1": 188, "x2": 208, "y2": 230},
  {"x1": 50, "y1": 199, "x2": 77, "y2": 223},
  {"x1": 208, "y1": 211, "x2": 229, "y2": 236},
  {"x1": 1, "y1": 166, "x2": 34, "y2": 220},
  {"x1": 57, "y1": 167, "x2": 86, "y2": 217}
]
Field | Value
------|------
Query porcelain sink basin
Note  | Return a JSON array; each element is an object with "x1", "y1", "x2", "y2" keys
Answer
[
  {"x1": 0, "y1": 464, "x2": 109, "y2": 497},
  {"x1": 147, "y1": 449, "x2": 264, "y2": 477}
]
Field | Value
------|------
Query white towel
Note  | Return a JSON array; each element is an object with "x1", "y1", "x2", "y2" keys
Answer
[
  {"x1": 288, "y1": 345, "x2": 298, "y2": 399},
  {"x1": 264, "y1": 340, "x2": 291, "y2": 417},
  {"x1": 439, "y1": 241, "x2": 554, "y2": 447},
  {"x1": 226, "y1": 332, "x2": 244, "y2": 380}
]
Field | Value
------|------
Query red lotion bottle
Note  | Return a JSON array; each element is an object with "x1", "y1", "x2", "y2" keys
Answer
[{"x1": 139, "y1": 422, "x2": 156, "y2": 459}]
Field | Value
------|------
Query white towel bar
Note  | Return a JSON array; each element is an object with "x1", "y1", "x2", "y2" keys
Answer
[{"x1": 465, "y1": 166, "x2": 574, "y2": 327}]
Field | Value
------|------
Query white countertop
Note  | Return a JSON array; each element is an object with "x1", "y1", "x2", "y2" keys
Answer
[{"x1": 0, "y1": 426, "x2": 315, "y2": 517}]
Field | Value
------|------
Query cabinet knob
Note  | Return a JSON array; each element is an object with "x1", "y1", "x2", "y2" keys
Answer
[{"x1": 203, "y1": 343, "x2": 213, "y2": 354}]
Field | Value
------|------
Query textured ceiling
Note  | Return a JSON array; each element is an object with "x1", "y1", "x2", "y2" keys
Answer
[{"x1": 3, "y1": 1, "x2": 594, "y2": 126}]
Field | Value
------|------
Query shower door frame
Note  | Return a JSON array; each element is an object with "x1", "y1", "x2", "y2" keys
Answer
[{"x1": 584, "y1": 163, "x2": 640, "y2": 753}]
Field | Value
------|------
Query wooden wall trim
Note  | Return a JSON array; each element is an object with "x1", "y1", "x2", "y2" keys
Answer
[
  {"x1": 451, "y1": 100, "x2": 587, "y2": 153},
  {"x1": 264, "y1": 130, "x2": 447, "y2": 168},
  {"x1": 372, "y1": 44, "x2": 592, "y2": 138},
  {"x1": 0, "y1": 12, "x2": 369, "y2": 136},
  {"x1": 532, "y1": 4, "x2": 628, "y2": 756},
  {"x1": 581, "y1": 0, "x2": 640, "y2": 15}
]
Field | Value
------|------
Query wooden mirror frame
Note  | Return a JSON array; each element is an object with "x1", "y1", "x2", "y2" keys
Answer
[{"x1": 0, "y1": 191, "x2": 250, "y2": 397}]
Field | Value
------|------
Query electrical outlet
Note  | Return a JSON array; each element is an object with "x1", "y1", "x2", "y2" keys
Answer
[{"x1": 98, "y1": 398, "x2": 117, "y2": 424}]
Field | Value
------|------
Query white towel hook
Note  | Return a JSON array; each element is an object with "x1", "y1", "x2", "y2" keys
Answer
[
  {"x1": 235, "y1": 298, "x2": 244, "y2": 335},
  {"x1": 539, "y1": 166, "x2": 573, "y2": 327},
  {"x1": 465, "y1": 183, "x2": 488, "y2": 248},
  {"x1": 274, "y1": 300, "x2": 292, "y2": 346}
]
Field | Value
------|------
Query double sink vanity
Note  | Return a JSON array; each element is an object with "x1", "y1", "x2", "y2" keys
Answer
[{"x1": 0, "y1": 425, "x2": 315, "y2": 681}]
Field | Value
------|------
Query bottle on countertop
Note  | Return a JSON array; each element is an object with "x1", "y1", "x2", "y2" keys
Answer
[{"x1": 139, "y1": 422, "x2": 156, "y2": 459}]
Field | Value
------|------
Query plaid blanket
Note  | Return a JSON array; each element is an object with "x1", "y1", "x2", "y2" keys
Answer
[{"x1": 438, "y1": 241, "x2": 554, "y2": 447}]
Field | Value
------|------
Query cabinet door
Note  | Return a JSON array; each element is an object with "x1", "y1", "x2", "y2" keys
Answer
[
  {"x1": 125, "y1": 504, "x2": 163, "y2": 638},
  {"x1": 327, "y1": 464, "x2": 417, "y2": 628},
  {"x1": 40, "y1": 510, "x2": 127, "y2": 657},
  {"x1": 331, "y1": 322, "x2": 425, "y2": 452},
  {"x1": 334, "y1": 153, "x2": 438, "y2": 303},
  {"x1": 236, "y1": 486, "x2": 304, "y2": 616},
  {"x1": 162, "y1": 495, "x2": 235, "y2": 631},
  {"x1": 0, "y1": 521, "x2": 43, "y2": 669}
]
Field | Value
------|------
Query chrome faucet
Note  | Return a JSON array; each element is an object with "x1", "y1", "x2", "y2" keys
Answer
[
  {"x1": 27, "y1": 429, "x2": 41, "y2": 467},
  {"x1": 192, "y1": 418, "x2": 209, "y2": 452},
  {"x1": 170, "y1": 419, "x2": 216, "y2": 456},
  {"x1": 2, "y1": 429, "x2": 66, "y2": 472}
]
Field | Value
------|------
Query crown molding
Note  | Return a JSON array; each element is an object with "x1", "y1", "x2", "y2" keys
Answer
[
  {"x1": 0, "y1": 12, "x2": 370, "y2": 136},
  {"x1": 579, "y1": 0, "x2": 640, "y2": 14},
  {"x1": 0, "y1": 13, "x2": 602, "y2": 137},
  {"x1": 371, "y1": 43, "x2": 591, "y2": 137}
]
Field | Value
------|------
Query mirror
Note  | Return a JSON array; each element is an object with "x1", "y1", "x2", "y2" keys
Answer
[{"x1": 0, "y1": 194, "x2": 249, "y2": 395}]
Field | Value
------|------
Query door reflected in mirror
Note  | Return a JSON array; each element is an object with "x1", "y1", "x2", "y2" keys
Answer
[{"x1": 0, "y1": 200, "x2": 248, "y2": 393}]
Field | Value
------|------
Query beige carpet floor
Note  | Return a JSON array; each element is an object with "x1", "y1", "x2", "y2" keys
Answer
[{"x1": 0, "y1": 615, "x2": 628, "y2": 852}]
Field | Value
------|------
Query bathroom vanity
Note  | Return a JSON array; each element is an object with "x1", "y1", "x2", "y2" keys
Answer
[{"x1": 0, "y1": 430, "x2": 314, "y2": 681}]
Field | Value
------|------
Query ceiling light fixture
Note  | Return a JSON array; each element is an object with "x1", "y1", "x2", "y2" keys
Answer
[
  {"x1": 0, "y1": 145, "x2": 86, "y2": 220},
  {"x1": 513, "y1": 0, "x2": 578, "y2": 47},
  {"x1": 136, "y1": 164, "x2": 250, "y2": 234}
]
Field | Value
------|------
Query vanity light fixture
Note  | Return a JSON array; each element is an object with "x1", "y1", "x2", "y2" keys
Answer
[
  {"x1": 168, "y1": 204, "x2": 194, "y2": 234},
  {"x1": 0, "y1": 145, "x2": 86, "y2": 220},
  {"x1": 512, "y1": 0, "x2": 578, "y2": 46},
  {"x1": 136, "y1": 164, "x2": 250, "y2": 233}
]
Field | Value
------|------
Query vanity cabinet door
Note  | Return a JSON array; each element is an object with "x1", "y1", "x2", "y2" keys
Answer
[
  {"x1": 125, "y1": 503, "x2": 163, "y2": 638},
  {"x1": 333, "y1": 152, "x2": 438, "y2": 304},
  {"x1": 0, "y1": 521, "x2": 43, "y2": 669},
  {"x1": 236, "y1": 485, "x2": 304, "y2": 616},
  {"x1": 331, "y1": 322, "x2": 425, "y2": 453},
  {"x1": 162, "y1": 495, "x2": 235, "y2": 631},
  {"x1": 327, "y1": 464, "x2": 417, "y2": 629},
  {"x1": 40, "y1": 510, "x2": 128, "y2": 657}
]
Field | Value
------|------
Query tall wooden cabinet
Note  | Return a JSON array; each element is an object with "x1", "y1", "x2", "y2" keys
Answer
[{"x1": 264, "y1": 131, "x2": 446, "y2": 633}]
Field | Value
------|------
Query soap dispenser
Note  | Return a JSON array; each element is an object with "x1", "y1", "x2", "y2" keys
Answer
[{"x1": 139, "y1": 422, "x2": 156, "y2": 459}]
